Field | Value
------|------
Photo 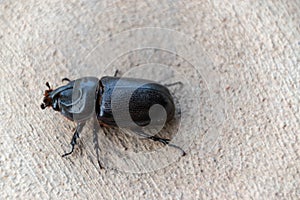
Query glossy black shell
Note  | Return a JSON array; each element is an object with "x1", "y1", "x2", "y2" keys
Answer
[{"x1": 96, "y1": 76, "x2": 175, "y2": 127}]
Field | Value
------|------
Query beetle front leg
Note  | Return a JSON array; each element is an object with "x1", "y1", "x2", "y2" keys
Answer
[
  {"x1": 62, "y1": 77, "x2": 72, "y2": 83},
  {"x1": 62, "y1": 122, "x2": 86, "y2": 157}
]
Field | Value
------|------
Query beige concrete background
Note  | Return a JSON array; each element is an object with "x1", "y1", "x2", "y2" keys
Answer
[{"x1": 1, "y1": 0, "x2": 300, "y2": 199}]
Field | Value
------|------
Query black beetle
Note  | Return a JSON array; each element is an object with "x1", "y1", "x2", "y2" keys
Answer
[{"x1": 41, "y1": 72, "x2": 185, "y2": 163}]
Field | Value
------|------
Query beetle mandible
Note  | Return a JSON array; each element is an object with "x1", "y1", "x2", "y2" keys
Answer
[{"x1": 41, "y1": 71, "x2": 186, "y2": 163}]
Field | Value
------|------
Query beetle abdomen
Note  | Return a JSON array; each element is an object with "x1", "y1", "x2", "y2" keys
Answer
[{"x1": 96, "y1": 76, "x2": 175, "y2": 127}]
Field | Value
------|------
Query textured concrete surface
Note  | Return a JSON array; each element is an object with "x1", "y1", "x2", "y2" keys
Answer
[{"x1": 1, "y1": 0, "x2": 300, "y2": 199}]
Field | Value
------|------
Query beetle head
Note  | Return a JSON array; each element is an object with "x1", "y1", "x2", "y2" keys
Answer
[
  {"x1": 41, "y1": 77, "x2": 99, "y2": 122},
  {"x1": 41, "y1": 82, "x2": 58, "y2": 110}
]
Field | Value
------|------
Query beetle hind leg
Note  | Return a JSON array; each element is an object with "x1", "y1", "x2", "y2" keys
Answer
[
  {"x1": 135, "y1": 130, "x2": 186, "y2": 156},
  {"x1": 148, "y1": 136, "x2": 170, "y2": 144},
  {"x1": 148, "y1": 135, "x2": 186, "y2": 156},
  {"x1": 164, "y1": 81, "x2": 183, "y2": 88}
]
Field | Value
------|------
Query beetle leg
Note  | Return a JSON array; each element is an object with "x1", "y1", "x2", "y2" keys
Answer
[
  {"x1": 135, "y1": 130, "x2": 186, "y2": 156},
  {"x1": 62, "y1": 77, "x2": 71, "y2": 83},
  {"x1": 113, "y1": 69, "x2": 119, "y2": 77},
  {"x1": 62, "y1": 122, "x2": 86, "y2": 157},
  {"x1": 148, "y1": 135, "x2": 186, "y2": 156},
  {"x1": 93, "y1": 118, "x2": 105, "y2": 169},
  {"x1": 164, "y1": 81, "x2": 183, "y2": 88}
]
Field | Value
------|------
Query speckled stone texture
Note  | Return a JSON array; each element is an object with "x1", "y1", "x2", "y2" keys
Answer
[{"x1": 0, "y1": 0, "x2": 299, "y2": 199}]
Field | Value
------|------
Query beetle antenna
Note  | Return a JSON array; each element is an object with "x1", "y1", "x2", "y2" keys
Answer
[{"x1": 46, "y1": 82, "x2": 51, "y2": 89}]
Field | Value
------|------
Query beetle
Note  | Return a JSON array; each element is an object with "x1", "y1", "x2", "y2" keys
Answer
[{"x1": 41, "y1": 72, "x2": 185, "y2": 164}]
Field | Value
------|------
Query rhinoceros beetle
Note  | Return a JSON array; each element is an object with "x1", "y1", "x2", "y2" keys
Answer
[{"x1": 41, "y1": 71, "x2": 185, "y2": 163}]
